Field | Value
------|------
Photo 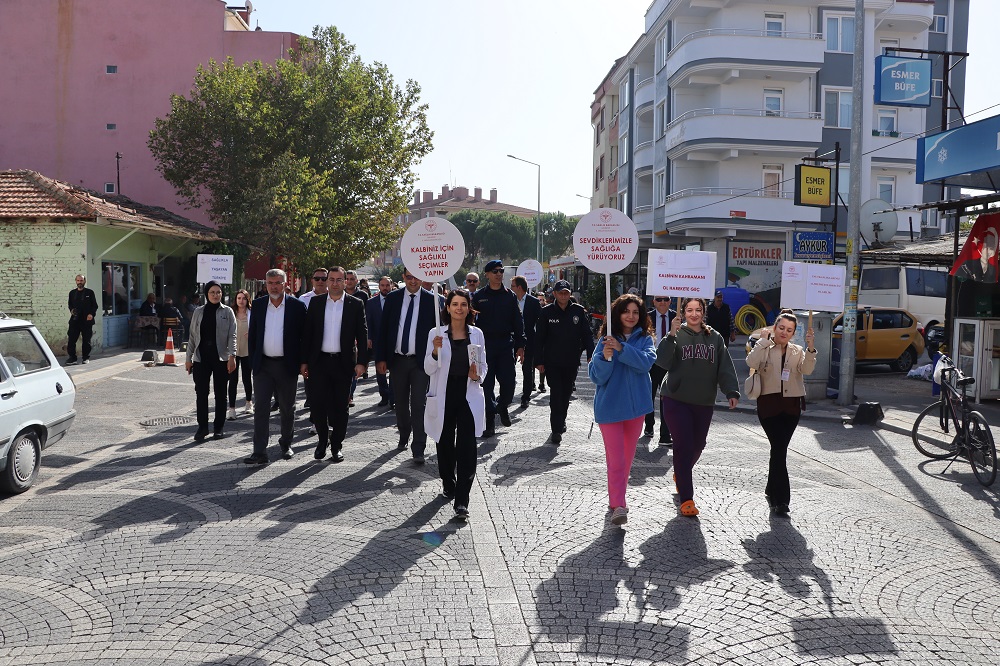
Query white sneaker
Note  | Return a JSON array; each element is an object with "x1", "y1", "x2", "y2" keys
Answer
[
  {"x1": 244, "y1": 401, "x2": 254, "y2": 413},
  {"x1": 228, "y1": 407, "x2": 237, "y2": 419},
  {"x1": 610, "y1": 506, "x2": 629, "y2": 526}
]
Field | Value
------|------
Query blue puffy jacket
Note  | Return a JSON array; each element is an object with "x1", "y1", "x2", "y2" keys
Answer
[{"x1": 588, "y1": 329, "x2": 656, "y2": 424}]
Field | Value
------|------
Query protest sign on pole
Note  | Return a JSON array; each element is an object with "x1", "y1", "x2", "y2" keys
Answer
[
  {"x1": 572, "y1": 209, "x2": 639, "y2": 319},
  {"x1": 645, "y1": 250, "x2": 717, "y2": 305},
  {"x1": 400, "y1": 217, "x2": 466, "y2": 366},
  {"x1": 516, "y1": 259, "x2": 544, "y2": 288},
  {"x1": 196, "y1": 254, "x2": 234, "y2": 284},
  {"x1": 780, "y1": 260, "x2": 846, "y2": 328}
]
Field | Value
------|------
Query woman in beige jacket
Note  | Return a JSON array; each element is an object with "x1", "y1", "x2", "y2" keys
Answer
[{"x1": 745, "y1": 310, "x2": 816, "y2": 516}]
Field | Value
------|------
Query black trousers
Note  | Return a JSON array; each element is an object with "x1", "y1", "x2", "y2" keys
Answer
[
  {"x1": 520, "y1": 353, "x2": 535, "y2": 400},
  {"x1": 67, "y1": 319, "x2": 93, "y2": 360},
  {"x1": 391, "y1": 354, "x2": 430, "y2": 455},
  {"x1": 252, "y1": 357, "x2": 298, "y2": 457},
  {"x1": 645, "y1": 364, "x2": 671, "y2": 437},
  {"x1": 437, "y1": 374, "x2": 478, "y2": 507},
  {"x1": 545, "y1": 364, "x2": 578, "y2": 433},
  {"x1": 228, "y1": 355, "x2": 253, "y2": 407},
  {"x1": 758, "y1": 411, "x2": 801, "y2": 506},
  {"x1": 310, "y1": 353, "x2": 354, "y2": 452},
  {"x1": 483, "y1": 340, "x2": 515, "y2": 418},
  {"x1": 193, "y1": 357, "x2": 229, "y2": 432}
]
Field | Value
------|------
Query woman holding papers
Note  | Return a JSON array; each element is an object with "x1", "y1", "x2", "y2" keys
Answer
[
  {"x1": 424, "y1": 289, "x2": 487, "y2": 518},
  {"x1": 745, "y1": 309, "x2": 816, "y2": 516},
  {"x1": 589, "y1": 293, "x2": 656, "y2": 527},
  {"x1": 656, "y1": 297, "x2": 740, "y2": 517}
]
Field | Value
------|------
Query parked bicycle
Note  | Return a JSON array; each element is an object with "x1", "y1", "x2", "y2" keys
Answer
[{"x1": 911, "y1": 356, "x2": 997, "y2": 486}]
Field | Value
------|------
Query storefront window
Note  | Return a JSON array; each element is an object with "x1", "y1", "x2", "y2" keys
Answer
[{"x1": 102, "y1": 262, "x2": 142, "y2": 316}]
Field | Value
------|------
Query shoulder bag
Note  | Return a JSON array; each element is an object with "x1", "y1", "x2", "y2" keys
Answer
[{"x1": 743, "y1": 344, "x2": 770, "y2": 401}]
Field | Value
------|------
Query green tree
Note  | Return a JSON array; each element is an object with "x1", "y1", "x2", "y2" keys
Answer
[
  {"x1": 540, "y1": 212, "x2": 577, "y2": 261},
  {"x1": 148, "y1": 26, "x2": 432, "y2": 272},
  {"x1": 449, "y1": 209, "x2": 536, "y2": 268}
]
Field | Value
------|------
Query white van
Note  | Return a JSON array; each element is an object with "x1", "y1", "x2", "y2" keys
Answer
[{"x1": 858, "y1": 265, "x2": 947, "y2": 332}]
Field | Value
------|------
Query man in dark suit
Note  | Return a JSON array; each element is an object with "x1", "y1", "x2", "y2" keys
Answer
[
  {"x1": 376, "y1": 267, "x2": 437, "y2": 463},
  {"x1": 67, "y1": 274, "x2": 98, "y2": 365},
  {"x1": 302, "y1": 266, "x2": 368, "y2": 463},
  {"x1": 365, "y1": 276, "x2": 394, "y2": 408},
  {"x1": 511, "y1": 275, "x2": 542, "y2": 408},
  {"x1": 646, "y1": 296, "x2": 676, "y2": 444},
  {"x1": 246, "y1": 268, "x2": 308, "y2": 465}
]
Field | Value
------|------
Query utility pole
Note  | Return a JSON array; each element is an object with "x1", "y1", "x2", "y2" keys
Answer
[{"x1": 837, "y1": 0, "x2": 865, "y2": 407}]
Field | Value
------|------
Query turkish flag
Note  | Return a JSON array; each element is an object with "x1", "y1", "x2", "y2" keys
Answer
[{"x1": 950, "y1": 212, "x2": 1000, "y2": 283}]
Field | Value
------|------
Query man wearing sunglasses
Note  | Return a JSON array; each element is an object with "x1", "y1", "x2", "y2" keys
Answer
[
  {"x1": 464, "y1": 272, "x2": 480, "y2": 291},
  {"x1": 298, "y1": 268, "x2": 329, "y2": 415},
  {"x1": 646, "y1": 296, "x2": 676, "y2": 444},
  {"x1": 470, "y1": 260, "x2": 525, "y2": 437}
]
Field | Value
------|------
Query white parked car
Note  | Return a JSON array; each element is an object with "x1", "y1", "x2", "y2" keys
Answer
[{"x1": 0, "y1": 314, "x2": 76, "y2": 492}]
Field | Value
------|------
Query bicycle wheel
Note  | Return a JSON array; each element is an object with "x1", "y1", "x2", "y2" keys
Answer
[
  {"x1": 967, "y1": 411, "x2": 997, "y2": 487},
  {"x1": 912, "y1": 401, "x2": 958, "y2": 459}
]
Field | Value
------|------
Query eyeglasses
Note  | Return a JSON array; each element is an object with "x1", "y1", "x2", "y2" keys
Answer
[
  {"x1": 208, "y1": 290, "x2": 223, "y2": 296},
  {"x1": 654, "y1": 297, "x2": 670, "y2": 302},
  {"x1": 313, "y1": 276, "x2": 327, "y2": 281},
  {"x1": 489, "y1": 269, "x2": 503, "y2": 274},
  {"x1": 466, "y1": 279, "x2": 479, "y2": 283}
]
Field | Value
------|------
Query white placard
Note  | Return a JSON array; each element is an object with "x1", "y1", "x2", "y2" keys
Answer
[
  {"x1": 573, "y1": 209, "x2": 639, "y2": 274},
  {"x1": 516, "y1": 259, "x2": 544, "y2": 288},
  {"x1": 645, "y1": 249, "x2": 717, "y2": 299},
  {"x1": 780, "y1": 261, "x2": 846, "y2": 312},
  {"x1": 196, "y1": 254, "x2": 234, "y2": 284},
  {"x1": 399, "y1": 217, "x2": 466, "y2": 282}
]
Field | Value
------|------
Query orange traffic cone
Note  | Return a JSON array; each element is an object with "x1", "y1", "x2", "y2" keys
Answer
[{"x1": 163, "y1": 328, "x2": 178, "y2": 366}]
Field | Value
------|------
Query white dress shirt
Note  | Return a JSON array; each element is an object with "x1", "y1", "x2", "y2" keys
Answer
[
  {"x1": 321, "y1": 296, "x2": 344, "y2": 353},
  {"x1": 263, "y1": 295, "x2": 286, "y2": 357},
  {"x1": 395, "y1": 290, "x2": 420, "y2": 355},
  {"x1": 300, "y1": 289, "x2": 322, "y2": 309}
]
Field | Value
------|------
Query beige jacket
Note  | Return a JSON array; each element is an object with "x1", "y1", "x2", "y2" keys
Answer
[{"x1": 746, "y1": 339, "x2": 817, "y2": 398}]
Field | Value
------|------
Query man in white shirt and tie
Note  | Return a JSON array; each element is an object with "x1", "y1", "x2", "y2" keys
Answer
[{"x1": 646, "y1": 296, "x2": 676, "y2": 444}]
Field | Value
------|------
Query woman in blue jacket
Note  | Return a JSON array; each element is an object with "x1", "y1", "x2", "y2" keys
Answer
[{"x1": 588, "y1": 293, "x2": 656, "y2": 526}]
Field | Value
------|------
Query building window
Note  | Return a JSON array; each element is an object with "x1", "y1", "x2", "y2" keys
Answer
[
  {"x1": 655, "y1": 170, "x2": 666, "y2": 207},
  {"x1": 619, "y1": 78, "x2": 630, "y2": 110},
  {"x1": 930, "y1": 15, "x2": 947, "y2": 33},
  {"x1": 610, "y1": 146, "x2": 618, "y2": 170},
  {"x1": 932, "y1": 79, "x2": 944, "y2": 98},
  {"x1": 657, "y1": 31, "x2": 669, "y2": 68},
  {"x1": 655, "y1": 102, "x2": 666, "y2": 136},
  {"x1": 609, "y1": 195, "x2": 618, "y2": 210},
  {"x1": 764, "y1": 88, "x2": 783, "y2": 117},
  {"x1": 620, "y1": 135, "x2": 629, "y2": 166},
  {"x1": 620, "y1": 190, "x2": 629, "y2": 213},
  {"x1": 595, "y1": 125, "x2": 601, "y2": 147},
  {"x1": 106, "y1": 65, "x2": 118, "y2": 74},
  {"x1": 877, "y1": 176, "x2": 896, "y2": 204},
  {"x1": 106, "y1": 123, "x2": 117, "y2": 131},
  {"x1": 876, "y1": 108, "x2": 897, "y2": 134},
  {"x1": 762, "y1": 164, "x2": 783, "y2": 198},
  {"x1": 825, "y1": 13, "x2": 855, "y2": 53},
  {"x1": 879, "y1": 38, "x2": 899, "y2": 54},
  {"x1": 824, "y1": 89, "x2": 853, "y2": 128},
  {"x1": 838, "y1": 166, "x2": 850, "y2": 207},
  {"x1": 765, "y1": 13, "x2": 785, "y2": 37},
  {"x1": 101, "y1": 262, "x2": 141, "y2": 316},
  {"x1": 104, "y1": 183, "x2": 116, "y2": 194}
]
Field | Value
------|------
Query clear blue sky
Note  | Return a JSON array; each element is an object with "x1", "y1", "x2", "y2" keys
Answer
[{"x1": 247, "y1": 0, "x2": 998, "y2": 215}]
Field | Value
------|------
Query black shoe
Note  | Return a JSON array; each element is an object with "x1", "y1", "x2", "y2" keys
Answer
[
  {"x1": 499, "y1": 407, "x2": 511, "y2": 427},
  {"x1": 520, "y1": 398, "x2": 529, "y2": 409},
  {"x1": 377, "y1": 397, "x2": 390, "y2": 407},
  {"x1": 314, "y1": 445, "x2": 327, "y2": 460},
  {"x1": 644, "y1": 426, "x2": 654, "y2": 437},
  {"x1": 330, "y1": 451, "x2": 345, "y2": 463},
  {"x1": 539, "y1": 384, "x2": 546, "y2": 392},
  {"x1": 659, "y1": 432, "x2": 672, "y2": 445},
  {"x1": 773, "y1": 504, "x2": 790, "y2": 516},
  {"x1": 212, "y1": 431, "x2": 225, "y2": 440},
  {"x1": 557, "y1": 425, "x2": 567, "y2": 434},
  {"x1": 194, "y1": 426, "x2": 209, "y2": 442},
  {"x1": 281, "y1": 444, "x2": 294, "y2": 460},
  {"x1": 454, "y1": 505, "x2": 470, "y2": 518},
  {"x1": 397, "y1": 435, "x2": 408, "y2": 451},
  {"x1": 389, "y1": 401, "x2": 395, "y2": 409},
  {"x1": 271, "y1": 401, "x2": 279, "y2": 412},
  {"x1": 552, "y1": 432, "x2": 562, "y2": 445},
  {"x1": 243, "y1": 455, "x2": 269, "y2": 465},
  {"x1": 65, "y1": 358, "x2": 78, "y2": 366},
  {"x1": 482, "y1": 426, "x2": 495, "y2": 438},
  {"x1": 413, "y1": 455, "x2": 425, "y2": 465}
]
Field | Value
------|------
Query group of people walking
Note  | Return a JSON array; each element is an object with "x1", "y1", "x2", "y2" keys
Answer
[{"x1": 179, "y1": 265, "x2": 817, "y2": 524}]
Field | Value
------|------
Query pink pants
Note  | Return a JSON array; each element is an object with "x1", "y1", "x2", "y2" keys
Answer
[{"x1": 599, "y1": 416, "x2": 645, "y2": 509}]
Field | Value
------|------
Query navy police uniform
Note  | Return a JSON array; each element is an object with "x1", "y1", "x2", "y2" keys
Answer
[
  {"x1": 471, "y1": 280, "x2": 525, "y2": 431},
  {"x1": 533, "y1": 298, "x2": 593, "y2": 439}
]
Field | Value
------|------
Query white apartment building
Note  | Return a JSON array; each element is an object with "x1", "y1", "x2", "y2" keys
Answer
[{"x1": 605, "y1": 0, "x2": 969, "y2": 285}]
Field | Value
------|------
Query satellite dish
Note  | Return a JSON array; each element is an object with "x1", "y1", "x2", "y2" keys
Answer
[
  {"x1": 858, "y1": 198, "x2": 898, "y2": 249},
  {"x1": 245, "y1": 0, "x2": 253, "y2": 13}
]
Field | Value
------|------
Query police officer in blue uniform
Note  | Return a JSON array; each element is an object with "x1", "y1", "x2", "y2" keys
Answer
[{"x1": 471, "y1": 260, "x2": 525, "y2": 437}]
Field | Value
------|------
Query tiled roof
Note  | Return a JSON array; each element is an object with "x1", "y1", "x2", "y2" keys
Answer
[
  {"x1": 861, "y1": 232, "x2": 965, "y2": 266},
  {"x1": 0, "y1": 170, "x2": 219, "y2": 241}
]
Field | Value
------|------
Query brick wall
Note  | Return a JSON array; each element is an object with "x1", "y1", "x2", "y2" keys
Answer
[{"x1": 0, "y1": 218, "x2": 90, "y2": 354}]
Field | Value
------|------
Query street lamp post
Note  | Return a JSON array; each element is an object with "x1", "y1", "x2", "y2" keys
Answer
[{"x1": 507, "y1": 154, "x2": 541, "y2": 262}]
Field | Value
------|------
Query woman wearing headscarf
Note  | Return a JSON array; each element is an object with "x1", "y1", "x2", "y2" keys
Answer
[
  {"x1": 185, "y1": 281, "x2": 237, "y2": 441},
  {"x1": 745, "y1": 309, "x2": 816, "y2": 516}
]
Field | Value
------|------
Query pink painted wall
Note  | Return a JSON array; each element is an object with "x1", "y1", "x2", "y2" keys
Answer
[{"x1": 0, "y1": 0, "x2": 299, "y2": 225}]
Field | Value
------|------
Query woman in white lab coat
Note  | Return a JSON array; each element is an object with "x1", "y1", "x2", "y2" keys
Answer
[{"x1": 424, "y1": 289, "x2": 488, "y2": 518}]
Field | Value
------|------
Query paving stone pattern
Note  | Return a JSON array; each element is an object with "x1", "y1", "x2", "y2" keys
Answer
[{"x1": 1, "y1": 357, "x2": 1000, "y2": 664}]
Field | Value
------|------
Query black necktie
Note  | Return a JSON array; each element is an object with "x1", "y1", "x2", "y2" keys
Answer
[{"x1": 401, "y1": 294, "x2": 415, "y2": 354}]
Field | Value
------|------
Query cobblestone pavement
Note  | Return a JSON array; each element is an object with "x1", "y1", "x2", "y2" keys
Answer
[{"x1": 1, "y1": 353, "x2": 1000, "y2": 664}]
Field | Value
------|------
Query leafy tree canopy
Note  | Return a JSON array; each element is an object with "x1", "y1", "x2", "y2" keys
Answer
[{"x1": 148, "y1": 26, "x2": 433, "y2": 272}]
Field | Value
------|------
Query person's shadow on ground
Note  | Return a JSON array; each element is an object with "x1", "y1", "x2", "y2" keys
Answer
[{"x1": 741, "y1": 514, "x2": 835, "y2": 612}]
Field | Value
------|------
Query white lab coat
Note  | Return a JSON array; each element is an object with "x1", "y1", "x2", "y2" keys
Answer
[{"x1": 423, "y1": 325, "x2": 488, "y2": 442}]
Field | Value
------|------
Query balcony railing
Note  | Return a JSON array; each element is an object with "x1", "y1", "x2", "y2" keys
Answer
[
  {"x1": 667, "y1": 108, "x2": 821, "y2": 131},
  {"x1": 669, "y1": 28, "x2": 822, "y2": 57},
  {"x1": 665, "y1": 188, "x2": 794, "y2": 203}
]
